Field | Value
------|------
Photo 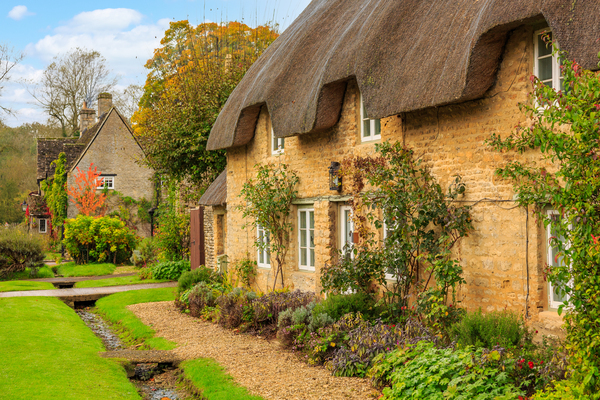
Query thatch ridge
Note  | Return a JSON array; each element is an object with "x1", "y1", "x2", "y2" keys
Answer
[{"x1": 208, "y1": 0, "x2": 600, "y2": 151}]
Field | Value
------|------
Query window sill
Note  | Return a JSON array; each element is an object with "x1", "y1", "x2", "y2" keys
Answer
[{"x1": 298, "y1": 267, "x2": 315, "y2": 273}]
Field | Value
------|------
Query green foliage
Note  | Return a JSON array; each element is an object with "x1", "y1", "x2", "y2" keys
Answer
[
  {"x1": 41, "y1": 152, "x2": 68, "y2": 235},
  {"x1": 487, "y1": 42, "x2": 600, "y2": 394},
  {"x1": 130, "y1": 238, "x2": 158, "y2": 269},
  {"x1": 322, "y1": 142, "x2": 472, "y2": 312},
  {"x1": 95, "y1": 288, "x2": 177, "y2": 350},
  {"x1": 152, "y1": 260, "x2": 191, "y2": 280},
  {"x1": 0, "y1": 179, "x2": 22, "y2": 224},
  {"x1": 0, "y1": 297, "x2": 140, "y2": 399},
  {"x1": 57, "y1": 262, "x2": 116, "y2": 277},
  {"x1": 63, "y1": 215, "x2": 138, "y2": 264},
  {"x1": 450, "y1": 309, "x2": 530, "y2": 349},
  {"x1": 187, "y1": 281, "x2": 224, "y2": 318},
  {"x1": 233, "y1": 257, "x2": 257, "y2": 288},
  {"x1": 0, "y1": 225, "x2": 45, "y2": 278},
  {"x1": 370, "y1": 341, "x2": 524, "y2": 400},
  {"x1": 177, "y1": 266, "x2": 222, "y2": 293},
  {"x1": 180, "y1": 358, "x2": 265, "y2": 400},
  {"x1": 312, "y1": 292, "x2": 379, "y2": 321},
  {"x1": 239, "y1": 163, "x2": 299, "y2": 291},
  {"x1": 154, "y1": 204, "x2": 190, "y2": 261},
  {"x1": 138, "y1": 267, "x2": 153, "y2": 280}
]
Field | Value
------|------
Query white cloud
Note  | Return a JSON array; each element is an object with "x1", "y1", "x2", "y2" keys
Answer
[
  {"x1": 7, "y1": 5, "x2": 34, "y2": 21},
  {"x1": 55, "y1": 8, "x2": 144, "y2": 34}
]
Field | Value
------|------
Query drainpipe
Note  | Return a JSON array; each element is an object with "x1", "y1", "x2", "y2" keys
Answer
[{"x1": 525, "y1": 206, "x2": 530, "y2": 319}]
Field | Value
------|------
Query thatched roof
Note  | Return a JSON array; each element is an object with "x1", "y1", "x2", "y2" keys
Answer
[
  {"x1": 198, "y1": 169, "x2": 227, "y2": 206},
  {"x1": 208, "y1": 0, "x2": 600, "y2": 150}
]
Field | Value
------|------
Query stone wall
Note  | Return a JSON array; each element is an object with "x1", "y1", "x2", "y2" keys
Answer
[
  {"x1": 225, "y1": 26, "x2": 552, "y2": 315},
  {"x1": 67, "y1": 110, "x2": 154, "y2": 237}
]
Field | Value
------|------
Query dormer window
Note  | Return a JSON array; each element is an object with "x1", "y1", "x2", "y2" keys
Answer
[
  {"x1": 97, "y1": 176, "x2": 115, "y2": 190},
  {"x1": 534, "y1": 29, "x2": 563, "y2": 91},
  {"x1": 360, "y1": 93, "x2": 381, "y2": 142},
  {"x1": 271, "y1": 126, "x2": 284, "y2": 155}
]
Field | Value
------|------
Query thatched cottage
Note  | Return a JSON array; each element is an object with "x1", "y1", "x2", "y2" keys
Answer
[
  {"x1": 202, "y1": 0, "x2": 600, "y2": 328},
  {"x1": 33, "y1": 93, "x2": 154, "y2": 237}
]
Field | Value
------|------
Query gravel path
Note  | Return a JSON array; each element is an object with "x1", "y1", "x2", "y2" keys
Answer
[{"x1": 128, "y1": 301, "x2": 379, "y2": 400}]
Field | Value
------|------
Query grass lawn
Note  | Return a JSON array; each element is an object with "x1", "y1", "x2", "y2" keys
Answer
[
  {"x1": 181, "y1": 358, "x2": 265, "y2": 400},
  {"x1": 0, "y1": 266, "x2": 55, "y2": 281},
  {"x1": 95, "y1": 288, "x2": 177, "y2": 350},
  {"x1": 75, "y1": 276, "x2": 170, "y2": 288},
  {"x1": 114, "y1": 265, "x2": 137, "y2": 274},
  {"x1": 0, "y1": 280, "x2": 55, "y2": 292},
  {"x1": 57, "y1": 262, "x2": 116, "y2": 277},
  {"x1": 0, "y1": 297, "x2": 140, "y2": 399}
]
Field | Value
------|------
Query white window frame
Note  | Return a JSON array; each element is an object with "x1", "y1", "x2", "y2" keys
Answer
[
  {"x1": 360, "y1": 92, "x2": 381, "y2": 142},
  {"x1": 38, "y1": 218, "x2": 47, "y2": 234},
  {"x1": 340, "y1": 205, "x2": 354, "y2": 259},
  {"x1": 298, "y1": 207, "x2": 315, "y2": 271},
  {"x1": 382, "y1": 219, "x2": 398, "y2": 280},
  {"x1": 271, "y1": 126, "x2": 284, "y2": 155},
  {"x1": 534, "y1": 29, "x2": 562, "y2": 91},
  {"x1": 256, "y1": 223, "x2": 271, "y2": 269},
  {"x1": 97, "y1": 176, "x2": 115, "y2": 190},
  {"x1": 546, "y1": 209, "x2": 571, "y2": 309}
]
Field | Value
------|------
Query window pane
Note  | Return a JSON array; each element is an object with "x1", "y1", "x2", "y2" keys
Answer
[
  {"x1": 538, "y1": 33, "x2": 552, "y2": 57},
  {"x1": 309, "y1": 211, "x2": 314, "y2": 229},
  {"x1": 374, "y1": 119, "x2": 381, "y2": 136},
  {"x1": 266, "y1": 249, "x2": 270, "y2": 264},
  {"x1": 280, "y1": 138, "x2": 284, "y2": 149},
  {"x1": 300, "y1": 211, "x2": 306, "y2": 229},
  {"x1": 538, "y1": 57, "x2": 553, "y2": 81},
  {"x1": 301, "y1": 248, "x2": 307, "y2": 265},
  {"x1": 310, "y1": 249, "x2": 315, "y2": 267},
  {"x1": 344, "y1": 210, "x2": 352, "y2": 245},
  {"x1": 363, "y1": 119, "x2": 371, "y2": 137},
  {"x1": 310, "y1": 229, "x2": 314, "y2": 248},
  {"x1": 300, "y1": 229, "x2": 307, "y2": 247}
]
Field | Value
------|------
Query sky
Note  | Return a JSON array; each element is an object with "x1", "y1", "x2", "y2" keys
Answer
[{"x1": 0, "y1": 0, "x2": 311, "y2": 127}]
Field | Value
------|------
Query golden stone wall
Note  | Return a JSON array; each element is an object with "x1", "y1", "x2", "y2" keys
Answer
[{"x1": 225, "y1": 26, "x2": 551, "y2": 315}]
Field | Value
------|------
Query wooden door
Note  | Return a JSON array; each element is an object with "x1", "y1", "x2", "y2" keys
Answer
[{"x1": 190, "y1": 207, "x2": 205, "y2": 269}]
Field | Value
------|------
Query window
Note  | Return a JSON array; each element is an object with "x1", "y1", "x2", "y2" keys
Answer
[
  {"x1": 298, "y1": 208, "x2": 315, "y2": 271},
  {"x1": 257, "y1": 223, "x2": 270, "y2": 269},
  {"x1": 360, "y1": 93, "x2": 381, "y2": 142},
  {"x1": 382, "y1": 219, "x2": 398, "y2": 280},
  {"x1": 547, "y1": 210, "x2": 570, "y2": 309},
  {"x1": 534, "y1": 29, "x2": 563, "y2": 91},
  {"x1": 97, "y1": 176, "x2": 115, "y2": 190},
  {"x1": 340, "y1": 206, "x2": 353, "y2": 259},
  {"x1": 39, "y1": 219, "x2": 47, "y2": 234},
  {"x1": 271, "y1": 126, "x2": 284, "y2": 155}
]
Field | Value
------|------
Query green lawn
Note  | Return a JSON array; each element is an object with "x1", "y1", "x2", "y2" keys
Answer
[
  {"x1": 57, "y1": 262, "x2": 116, "y2": 277},
  {"x1": 0, "y1": 297, "x2": 140, "y2": 399},
  {"x1": 0, "y1": 266, "x2": 55, "y2": 281},
  {"x1": 181, "y1": 358, "x2": 265, "y2": 400},
  {"x1": 75, "y1": 275, "x2": 170, "y2": 288},
  {"x1": 0, "y1": 280, "x2": 55, "y2": 292},
  {"x1": 95, "y1": 288, "x2": 177, "y2": 350}
]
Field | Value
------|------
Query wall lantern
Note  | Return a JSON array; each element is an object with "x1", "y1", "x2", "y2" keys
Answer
[
  {"x1": 21, "y1": 200, "x2": 27, "y2": 212},
  {"x1": 148, "y1": 207, "x2": 158, "y2": 237},
  {"x1": 329, "y1": 161, "x2": 342, "y2": 191}
]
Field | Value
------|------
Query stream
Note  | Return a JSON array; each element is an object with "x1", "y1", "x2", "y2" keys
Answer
[{"x1": 76, "y1": 309, "x2": 186, "y2": 400}]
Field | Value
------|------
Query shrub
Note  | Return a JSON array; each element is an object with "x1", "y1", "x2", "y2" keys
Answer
[
  {"x1": 0, "y1": 226, "x2": 45, "y2": 278},
  {"x1": 63, "y1": 215, "x2": 138, "y2": 264},
  {"x1": 177, "y1": 267, "x2": 222, "y2": 293},
  {"x1": 450, "y1": 309, "x2": 530, "y2": 349},
  {"x1": 369, "y1": 341, "x2": 524, "y2": 400},
  {"x1": 188, "y1": 282, "x2": 223, "y2": 318},
  {"x1": 154, "y1": 206, "x2": 190, "y2": 261},
  {"x1": 152, "y1": 260, "x2": 191, "y2": 280},
  {"x1": 233, "y1": 258, "x2": 256, "y2": 288},
  {"x1": 138, "y1": 267, "x2": 152, "y2": 280},
  {"x1": 249, "y1": 290, "x2": 315, "y2": 334},
  {"x1": 130, "y1": 238, "x2": 158, "y2": 269},
  {"x1": 312, "y1": 292, "x2": 379, "y2": 321},
  {"x1": 217, "y1": 288, "x2": 257, "y2": 329}
]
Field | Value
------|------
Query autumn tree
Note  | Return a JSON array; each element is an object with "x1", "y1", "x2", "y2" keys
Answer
[
  {"x1": 66, "y1": 164, "x2": 107, "y2": 216},
  {"x1": 133, "y1": 20, "x2": 279, "y2": 195},
  {"x1": 29, "y1": 48, "x2": 117, "y2": 136}
]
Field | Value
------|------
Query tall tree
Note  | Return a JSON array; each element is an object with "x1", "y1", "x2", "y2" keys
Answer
[
  {"x1": 29, "y1": 48, "x2": 117, "y2": 137},
  {"x1": 132, "y1": 20, "x2": 279, "y2": 195},
  {"x1": 0, "y1": 43, "x2": 24, "y2": 117},
  {"x1": 113, "y1": 84, "x2": 143, "y2": 123}
]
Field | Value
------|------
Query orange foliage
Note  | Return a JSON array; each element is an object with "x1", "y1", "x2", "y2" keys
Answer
[{"x1": 66, "y1": 164, "x2": 107, "y2": 216}]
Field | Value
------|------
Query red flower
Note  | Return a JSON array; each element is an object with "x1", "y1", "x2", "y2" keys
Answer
[{"x1": 528, "y1": 361, "x2": 534, "y2": 369}]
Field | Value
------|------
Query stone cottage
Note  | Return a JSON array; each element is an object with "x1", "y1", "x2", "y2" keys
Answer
[
  {"x1": 35, "y1": 93, "x2": 155, "y2": 237},
  {"x1": 204, "y1": 0, "x2": 600, "y2": 326}
]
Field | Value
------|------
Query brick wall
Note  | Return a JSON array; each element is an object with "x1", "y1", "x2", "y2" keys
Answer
[{"x1": 225, "y1": 26, "x2": 552, "y2": 315}]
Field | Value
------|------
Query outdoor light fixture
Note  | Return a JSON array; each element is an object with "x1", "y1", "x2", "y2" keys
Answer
[
  {"x1": 21, "y1": 200, "x2": 27, "y2": 212},
  {"x1": 329, "y1": 161, "x2": 342, "y2": 191},
  {"x1": 148, "y1": 207, "x2": 158, "y2": 237}
]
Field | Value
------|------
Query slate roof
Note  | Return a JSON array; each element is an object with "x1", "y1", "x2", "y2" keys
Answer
[
  {"x1": 207, "y1": 0, "x2": 600, "y2": 150},
  {"x1": 198, "y1": 169, "x2": 227, "y2": 206},
  {"x1": 36, "y1": 138, "x2": 84, "y2": 181}
]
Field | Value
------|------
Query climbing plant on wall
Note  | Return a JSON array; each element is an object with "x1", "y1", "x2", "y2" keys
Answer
[
  {"x1": 487, "y1": 39, "x2": 600, "y2": 396},
  {"x1": 239, "y1": 163, "x2": 299, "y2": 291},
  {"x1": 41, "y1": 152, "x2": 68, "y2": 236}
]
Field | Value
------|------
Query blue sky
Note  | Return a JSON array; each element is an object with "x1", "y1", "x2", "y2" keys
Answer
[{"x1": 0, "y1": 0, "x2": 311, "y2": 126}]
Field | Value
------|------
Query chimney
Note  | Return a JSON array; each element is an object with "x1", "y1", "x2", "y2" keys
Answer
[
  {"x1": 97, "y1": 92, "x2": 113, "y2": 117},
  {"x1": 79, "y1": 101, "x2": 96, "y2": 132}
]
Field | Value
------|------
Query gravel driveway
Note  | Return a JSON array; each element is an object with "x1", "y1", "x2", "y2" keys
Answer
[{"x1": 128, "y1": 301, "x2": 379, "y2": 400}]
